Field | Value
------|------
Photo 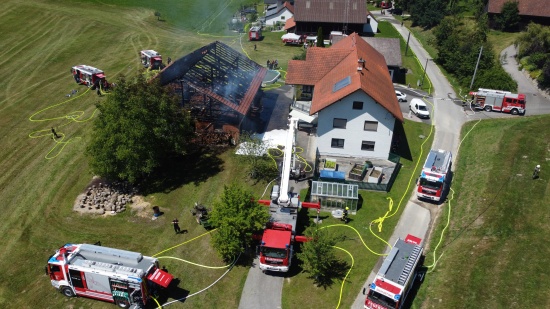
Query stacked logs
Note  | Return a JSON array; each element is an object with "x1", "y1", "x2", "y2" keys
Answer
[{"x1": 75, "y1": 181, "x2": 137, "y2": 215}]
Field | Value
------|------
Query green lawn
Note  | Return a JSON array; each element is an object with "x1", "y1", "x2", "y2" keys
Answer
[{"x1": 413, "y1": 115, "x2": 550, "y2": 308}]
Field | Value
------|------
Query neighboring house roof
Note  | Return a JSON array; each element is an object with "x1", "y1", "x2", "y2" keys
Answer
[
  {"x1": 286, "y1": 33, "x2": 402, "y2": 121},
  {"x1": 284, "y1": 1, "x2": 295, "y2": 14},
  {"x1": 488, "y1": 0, "x2": 550, "y2": 18},
  {"x1": 294, "y1": 0, "x2": 367, "y2": 23},
  {"x1": 284, "y1": 16, "x2": 296, "y2": 30},
  {"x1": 266, "y1": 1, "x2": 294, "y2": 18},
  {"x1": 158, "y1": 41, "x2": 266, "y2": 116},
  {"x1": 362, "y1": 37, "x2": 402, "y2": 67},
  {"x1": 264, "y1": 0, "x2": 278, "y2": 4}
]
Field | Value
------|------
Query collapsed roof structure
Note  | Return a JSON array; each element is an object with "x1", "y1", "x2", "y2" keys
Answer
[{"x1": 159, "y1": 41, "x2": 267, "y2": 144}]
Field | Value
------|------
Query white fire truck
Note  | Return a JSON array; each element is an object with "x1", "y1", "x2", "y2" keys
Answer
[
  {"x1": 71, "y1": 65, "x2": 106, "y2": 87},
  {"x1": 140, "y1": 50, "x2": 163, "y2": 70},
  {"x1": 469, "y1": 88, "x2": 526, "y2": 115},
  {"x1": 257, "y1": 118, "x2": 319, "y2": 272},
  {"x1": 45, "y1": 243, "x2": 173, "y2": 308},
  {"x1": 416, "y1": 149, "x2": 452, "y2": 202},
  {"x1": 365, "y1": 234, "x2": 424, "y2": 309}
]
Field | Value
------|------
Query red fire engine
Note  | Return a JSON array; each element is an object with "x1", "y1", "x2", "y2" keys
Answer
[
  {"x1": 365, "y1": 235, "x2": 424, "y2": 309},
  {"x1": 416, "y1": 149, "x2": 452, "y2": 202},
  {"x1": 140, "y1": 50, "x2": 163, "y2": 70},
  {"x1": 257, "y1": 118, "x2": 319, "y2": 272},
  {"x1": 46, "y1": 243, "x2": 173, "y2": 308},
  {"x1": 469, "y1": 88, "x2": 526, "y2": 115},
  {"x1": 249, "y1": 26, "x2": 262, "y2": 41},
  {"x1": 71, "y1": 65, "x2": 106, "y2": 87}
]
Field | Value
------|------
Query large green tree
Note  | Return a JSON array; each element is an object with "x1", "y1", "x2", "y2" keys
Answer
[
  {"x1": 87, "y1": 75, "x2": 193, "y2": 183},
  {"x1": 409, "y1": 0, "x2": 449, "y2": 29},
  {"x1": 496, "y1": 0, "x2": 521, "y2": 32},
  {"x1": 209, "y1": 184, "x2": 271, "y2": 261},
  {"x1": 297, "y1": 226, "x2": 339, "y2": 285}
]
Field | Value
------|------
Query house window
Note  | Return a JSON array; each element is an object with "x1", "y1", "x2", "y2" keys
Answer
[
  {"x1": 367, "y1": 16, "x2": 371, "y2": 24},
  {"x1": 333, "y1": 118, "x2": 347, "y2": 129},
  {"x1": 361, "y1": 141, "x2": 375, "y2": 151},
  {"x1": 364, "y1": 121, "x2": 378, "y2": 131},
  {"x1": 281, "y1": 16, "x2": 285, "y2": 20},
  {"x1": 302, "y1": 85, "x2": 313, "y2": 93},
  {"x1": 353, "y1": 101, "x2": 363, "y2": 110},
  {"x1": 332, "y1": 138, "x2": 345, "y2": 148}
]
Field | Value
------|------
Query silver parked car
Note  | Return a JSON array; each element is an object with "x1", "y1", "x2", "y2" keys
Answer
[{"x1": 395, "y1": 90, "x2": 407, "y2": 102}]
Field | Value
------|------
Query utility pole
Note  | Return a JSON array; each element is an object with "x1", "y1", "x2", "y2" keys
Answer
[
  {"x1": 470, "y1": 45, "x2": 483, "y2": 90},
  {"x1": 405, "y1": 32, "x2": 411, "y2": 56},
  {"x1": 420, "y1": 58, "x2": 429, "y2": 87}
]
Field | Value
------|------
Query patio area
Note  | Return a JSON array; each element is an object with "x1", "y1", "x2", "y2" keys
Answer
[{"x1": 316, "y1": 155, "x2": 399, "y2": 189}]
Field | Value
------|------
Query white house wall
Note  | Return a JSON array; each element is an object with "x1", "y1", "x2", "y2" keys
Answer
[
  {"x1": 316, "y1": 90, "x2": 395, "y2": 159},
  {"x1": 363, "y1": 16, "x2": 378, "y2": 34},
  {"x1": 266, "y1": 9, "x2": 293, "y2": 26}
]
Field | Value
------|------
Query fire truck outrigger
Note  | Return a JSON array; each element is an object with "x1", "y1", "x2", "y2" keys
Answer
[
  {"x1": 45, "y1": 243, "x2": 173, "y2": 308},
  {"x1": 469, "y1": 88, "x2": 526, "y2": 115},
  {"x1": 416, "y1": 149, "x2": 452, "y2": 202},
  {"x1": 365, "y1": 234, "x2": 424, "y2": 309},
  {"x1": 257, "y1": 118, "x2": 319, "y2": 273}
]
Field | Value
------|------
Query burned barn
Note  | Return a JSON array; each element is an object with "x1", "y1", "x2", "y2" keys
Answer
[{"x1": 159, "y1": 41, "x2": 267, "y2": 145}]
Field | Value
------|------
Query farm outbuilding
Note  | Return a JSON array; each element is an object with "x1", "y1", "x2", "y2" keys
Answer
[{"x1": 159, "y1": 41, "x2": 267, "y2": 144}]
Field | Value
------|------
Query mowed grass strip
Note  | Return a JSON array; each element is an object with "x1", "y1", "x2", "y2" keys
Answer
[{"x1": 415, "y1": 115, "x2": 550, "y2": 308}]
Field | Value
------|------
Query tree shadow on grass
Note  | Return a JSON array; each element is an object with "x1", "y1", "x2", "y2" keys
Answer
[
  {"x1": 139, "y1": 147, "x2": 224, "y2": 194},
  {"x1": 310, "y1": 259, "x2": 351, "y2": 289}
]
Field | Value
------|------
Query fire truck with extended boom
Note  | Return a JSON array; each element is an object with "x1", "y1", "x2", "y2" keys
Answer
[
  {"x1": 257, "y1": 118, "x2": 319, "y2": 272},
  {"x1": 469, "y1": 88, "x2": 526, "y2": 115},
  {"x1": 365, "y1": 234, "x2": 424, "y2": 309},
  {"x1": 416, "y1": 149, "x2": 452, "y2": 202},
  {"x1": 45, "y1": 243, "x2": 173, "y2": 308}
]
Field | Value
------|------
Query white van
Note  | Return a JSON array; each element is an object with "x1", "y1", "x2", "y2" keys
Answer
[{"x1": 409, "y1": 98, "x2": 430, "y2": 118}]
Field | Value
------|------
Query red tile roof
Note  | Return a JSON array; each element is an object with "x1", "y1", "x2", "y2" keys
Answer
[
  {"x1": 284, "y1": 16, "x2": 296, "y2": 30},
  {"x1": 285, "y1": 33, "x2": 402, "y2": 122},
  {"x1": 488, "y1": 0, "x2": 550, "y2": 17},
  {"x1": 284, "y1": 1, "x2": 295, "y2": 14},
  {"x1": 294, "y1": 0, "x2": 367, "y2": 23}
]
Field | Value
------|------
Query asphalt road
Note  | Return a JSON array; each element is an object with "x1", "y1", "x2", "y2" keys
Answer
[
  {"x1": 351, "y1": 12, "x2": 465, "y2": 309},
  {"x1": 500, "y1": 45, "x2": 550, "y2": 115}
]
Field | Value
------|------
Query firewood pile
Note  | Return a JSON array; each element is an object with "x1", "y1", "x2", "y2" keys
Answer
[{"x1": 73, "y1": 180, "x2": 137, "y2": 215}]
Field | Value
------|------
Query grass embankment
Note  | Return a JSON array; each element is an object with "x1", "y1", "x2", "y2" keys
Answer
[
  {"x1": 403, "y1": 17, "x2": 521, "y2": 96},
  {"x1": 414, "y1": 115, "x2": 550, "y2": 308},
  {"x1": 284, "y1": 120, "x2": 434, "y2": 309}
]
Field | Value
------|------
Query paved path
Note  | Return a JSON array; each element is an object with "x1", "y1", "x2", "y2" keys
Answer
[
  {"x1": 351, "y1": 12, "x2": 466, "y2": 309},
  {"x1": 500, "y1": 45, "x2": 550, "y2": 115},
  {"x1": 239, "y1": 258, "x2": 283, "y2": 309}
]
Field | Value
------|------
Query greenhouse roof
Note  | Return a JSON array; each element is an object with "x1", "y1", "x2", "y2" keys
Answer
[{"x1": 311, "y1": 181, "x2": 358, "y2": 199}]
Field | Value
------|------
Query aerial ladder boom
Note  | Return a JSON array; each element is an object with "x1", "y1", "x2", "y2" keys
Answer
[{"x1": 277, "y1": 118, "x2": 298, "y2": 207}]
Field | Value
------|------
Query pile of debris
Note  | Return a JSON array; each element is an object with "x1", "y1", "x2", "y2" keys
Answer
[{"x1": 73, "y1": 180, "x2": 137, "y2": 215}]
